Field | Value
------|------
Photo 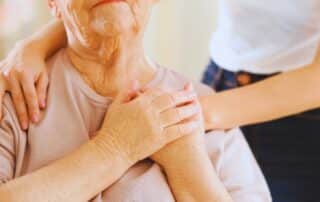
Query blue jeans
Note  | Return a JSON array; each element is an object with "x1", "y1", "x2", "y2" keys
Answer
[{"x1": 202, "y1": 60, "x2": 320, "y2": 202}]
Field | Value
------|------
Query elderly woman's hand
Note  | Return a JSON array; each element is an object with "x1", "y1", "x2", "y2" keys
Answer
[
  {"x1": 96, "y1": 82, "x2": 201, "y2": 165},
  {"x1": 150, "y1": 84, "x2": 207, "y2": 168},
  {"x1": 148, "y1": 87, "x2": 231, "y2": 202},
  {"x1": 0, "y1": 40, "x2": 49, "y2": 130}
]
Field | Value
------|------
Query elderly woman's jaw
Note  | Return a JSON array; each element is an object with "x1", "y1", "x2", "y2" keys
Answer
[
  {"x1": 48, "y1": 0, "x2": 159, "y2": 97},
  {"x1": 49, "y1": 0, "x2": 156, "y2": 47}
]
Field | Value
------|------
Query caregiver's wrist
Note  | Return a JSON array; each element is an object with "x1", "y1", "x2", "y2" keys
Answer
[
  {"x1": 199, "y1": 95, "x2": 225, "y2": 130},
  {"x1": 16, "y1": 38, "x2": 47, "y2": 60}
]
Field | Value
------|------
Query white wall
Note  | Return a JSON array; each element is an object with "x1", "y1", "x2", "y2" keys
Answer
[
  {"x1": 1, "y1": 0, "x2": 218, "y2": 82},
  {"x1": 0, "y1": 0, "x2": 51, "y2": 58},
  {"x1": 145, "y1": 0, "x2": 217, "y2": 81}
]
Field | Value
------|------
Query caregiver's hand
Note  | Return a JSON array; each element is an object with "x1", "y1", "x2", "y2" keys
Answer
[
  {"x1": 0, "y1": 40, "x2": 48, "y2": 130},
  {"x1": 97, "y1": 82, "x2": 201, "y2": 165}
]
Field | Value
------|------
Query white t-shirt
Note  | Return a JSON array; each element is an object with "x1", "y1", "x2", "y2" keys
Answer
[{"x1": 210, "y1": 0, "x2": 320, "y2": 74}]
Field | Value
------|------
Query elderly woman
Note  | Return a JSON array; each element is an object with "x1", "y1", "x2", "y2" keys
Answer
[{"x1": 0, "y1": 0, "x2": 271, "y2": 201}]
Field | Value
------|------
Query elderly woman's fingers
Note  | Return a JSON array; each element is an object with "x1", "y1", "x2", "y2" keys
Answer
[
  {"x1": 36, "y1": 71, "x2": 49, "y2": 109},
  {"x1": 160, "y1": 101, "x2": 200, "y2": 128},
  {"x1": 8, "y1": 76, "x2": 29, "y2": 130},
  {"x1": 152, "y1": 90, "x2": 198, "y2": 113},
  {"x1": 164, "y1": 118, "x2": 201, "y2": 142},
  {"x1": 142, "y1": 87, "x2": 167, "y2": 102}
]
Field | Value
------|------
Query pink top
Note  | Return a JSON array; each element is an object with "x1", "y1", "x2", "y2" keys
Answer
[{"x1": 0, "y1": 50, "x2": 271, "y2": 202}]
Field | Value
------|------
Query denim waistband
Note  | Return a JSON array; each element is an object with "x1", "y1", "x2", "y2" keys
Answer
[{"x1": 202, "y1": 60, "x2": 278, "y2": 91}]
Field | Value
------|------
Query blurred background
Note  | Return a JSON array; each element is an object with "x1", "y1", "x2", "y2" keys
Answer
[{"x1": 0, "y1": 0, "x2": 217, "y2": 80}]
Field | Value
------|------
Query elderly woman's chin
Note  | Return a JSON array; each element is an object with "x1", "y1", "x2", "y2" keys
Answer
[{"x1": 91, "y1": 4, "x2": 136, "y2": 37}]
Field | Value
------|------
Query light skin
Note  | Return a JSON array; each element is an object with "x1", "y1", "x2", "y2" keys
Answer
[
  {"x1": 0, "y1": 0, "x2": 232, "y2": 201},
  {"x1": 0, "y1": 85, "x2": 203, "y2": 202},
  {"x1": 2, "y1": 18, "x2": 320, "y2": 131}
]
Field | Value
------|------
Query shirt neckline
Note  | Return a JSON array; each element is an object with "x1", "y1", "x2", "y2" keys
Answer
[{"x1": 60, "y1": 50, "x2": 164, "y2": 106}]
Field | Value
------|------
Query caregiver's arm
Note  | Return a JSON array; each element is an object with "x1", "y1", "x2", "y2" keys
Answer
[
  {"x1": 20, "y1": 19, "x2": 66, "y2": 59},
  {"x1": 201, "y1": 50, "x2": 320, "y2": 130},
  {"x1": 0, "y1": 87, "x2": 197, "y2": 202},
  {"x1": 0, "y1": 19, "x2": 66, "y2": 129}
]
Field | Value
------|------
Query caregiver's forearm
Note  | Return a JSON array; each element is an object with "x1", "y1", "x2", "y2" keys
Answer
[
  {"x1": 163, "y1": 148, "x2": 232, "y2": 202},
  {"x1": 19, "y1": 19, "x2": 66, "y2": 59},
  {"x1": 202, "y1": 59, "x2": 320, "y2": 130},
  {"x1": 0, "y1": 134, "x2": 131, "y2": 202}
]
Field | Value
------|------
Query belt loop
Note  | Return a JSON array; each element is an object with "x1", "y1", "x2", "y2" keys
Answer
[{"x1": 236, "y1": 72, "x2": 252, "y2": 86}]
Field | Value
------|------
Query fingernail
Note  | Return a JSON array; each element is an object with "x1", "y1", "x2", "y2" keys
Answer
[
  {"x1": 22, "y1": 121, "x2": 28, "y2": 130},
  {"x1": 41, "y1": 100, "x2": 46, "y2": 108},
  {"x1": 32, "y1": 114, "x2": 39, "y2": 123}
]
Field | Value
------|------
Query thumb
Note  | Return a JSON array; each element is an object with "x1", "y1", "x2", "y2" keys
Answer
[{"x1": 115, "y1": 80, "x2": 141, "y2": 103}]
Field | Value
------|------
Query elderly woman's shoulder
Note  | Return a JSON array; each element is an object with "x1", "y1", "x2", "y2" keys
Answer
[
  {"x1": 157, "y1": 67, "x2": 215, "y2": 96},
  {"x1": 1, "y1": 93, "x2": 25, "y2": 134}
]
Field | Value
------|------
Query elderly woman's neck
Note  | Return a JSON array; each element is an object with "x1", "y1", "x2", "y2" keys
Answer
[{"x1": 67, "y1": 38, "x2": 156, "y2": 97}]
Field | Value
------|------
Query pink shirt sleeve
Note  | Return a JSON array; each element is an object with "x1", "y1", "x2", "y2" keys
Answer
[
  {"x1": 0, "y1": 96, "x2": 26, "y2": 185},
  {"x1": 0, "y1": 104, "x2": 17, "y2": 184},
  {"x1": 206, "y1": 128, "x2": 272, "y2": 202},
  {"x1": 192, "y1": 82, "x2": 271, "y2": 201}
]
